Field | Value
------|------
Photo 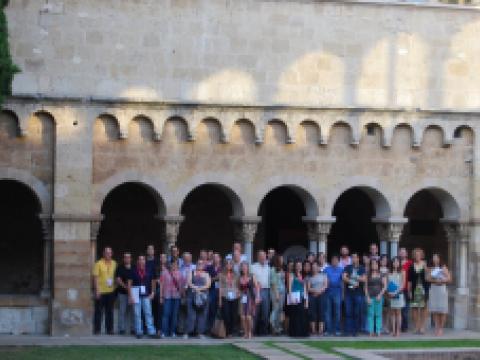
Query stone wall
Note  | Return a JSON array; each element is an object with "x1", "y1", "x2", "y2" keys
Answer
[{"x1": 6, "y1": 0, "x2": 480, "y2": 109}]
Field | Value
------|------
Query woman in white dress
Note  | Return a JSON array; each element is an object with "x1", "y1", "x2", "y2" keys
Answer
[
  {"x1": 426, "y1": 253, "x2": 451, "y2": 336},
  {"x1": 387, "y1": 256, "x2": 405, "y2": 337}
]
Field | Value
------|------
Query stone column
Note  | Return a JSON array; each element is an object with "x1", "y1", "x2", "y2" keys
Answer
[
  {"x1": 374, "y1": 218, "x2": 406, "y2": 258},
  {"x1": 303, "y1": 217, "x2": 335, "y2": 258},
  {"x1": 39, "y1": 214, "x2": 53, "y2": 298},
  {"x1": 232, "y1": 216, "x2": 261, "y2": 263},
  {"x1": 164, "y1": 215, "x2": 184, "y2": 255},
  {"x1": 443, "y1": 221, "x2": 470, "y2": 329},
  {"x1": 305, "y1": 221, "x2": 320, "y2": 254}
]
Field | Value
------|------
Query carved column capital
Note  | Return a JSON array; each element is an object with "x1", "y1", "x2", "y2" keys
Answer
[
  {"x1": 374, "y1": 219, "x2": 407, "y2": 243},
  {"x1": 39, "y1": 213, "x2": 53, "y2": 241},
  {"x1": 231, "y1": 216, "x2": 261, "y2": 243},
  {"x1": 164, "y1": 215, "x2": 184, "y2": 246}
]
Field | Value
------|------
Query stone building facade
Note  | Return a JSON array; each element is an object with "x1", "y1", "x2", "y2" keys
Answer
[{"x1": 1, "y1": 0, "x2": 480, "y2": 335}]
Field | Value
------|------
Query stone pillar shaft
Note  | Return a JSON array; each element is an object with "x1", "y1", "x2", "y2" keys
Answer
[
  {"x1": 375, "y1": 219, "x2": 406, "y2": 259},
  {"x1": 39, "y1": 214, "x2": 53, "y2": 298},
  {"x1": 164, "y1": 215, "x2": 184, "y2": 255}
]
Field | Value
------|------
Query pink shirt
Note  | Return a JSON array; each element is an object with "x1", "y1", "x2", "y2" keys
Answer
[{"x1": 160, "y1": 270, "x2": 184, "y2": 299}]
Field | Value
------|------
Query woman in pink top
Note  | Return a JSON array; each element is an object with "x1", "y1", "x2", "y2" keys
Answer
[{"x1": 159, "y1": 261, "x2": 184, "y2": 338}]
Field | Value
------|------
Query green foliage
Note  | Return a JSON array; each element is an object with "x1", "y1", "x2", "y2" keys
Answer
[{"x1": 0, "y1": 0, "x2": 19, "y2": 106}]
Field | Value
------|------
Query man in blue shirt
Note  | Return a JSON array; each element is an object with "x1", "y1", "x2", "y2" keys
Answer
[
  {"x1": 324, "y1": 254, "x2": 343, "y2": 336},
  {"x1": 343, "y1": 253, "x2": 366, "y2": 336}
]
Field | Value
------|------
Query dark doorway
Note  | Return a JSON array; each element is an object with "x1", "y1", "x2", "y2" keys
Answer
[
  {"x1": 0, "y1": 180, "x2": 43, "y2": 294},
  {"x1": 98, "y1": 183, "x2": 164, "y2": 261},
  {"x1": 329, "y1": 188, "x2": 378, "y2": 258},
  {"x1": 256, "y1": 187, "x2": 308, "y2": 255},
  {"x1": 400, "y1": 190, "x2": 448, "y2": 262},
  {"x1": 178, "y1": 185, "x2": 235, "y2": 259}
]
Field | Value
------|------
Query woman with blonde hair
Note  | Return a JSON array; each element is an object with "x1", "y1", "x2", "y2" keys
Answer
[{"x1": 408, "y1": 248, "x2": 429, "y2": 334}]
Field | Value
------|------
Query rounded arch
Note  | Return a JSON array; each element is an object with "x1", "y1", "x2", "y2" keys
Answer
[
  {"x1": 172, "y1": 173, "x2": 248, "y2": 217},
  {"x1": 255, "y1": 181, "x2": 320, "y2": 218},
  {"x1": 326, "y1": 182, "x2": 392, "y2": 220},
  {"x1": 453, "y1": 124, "x2": 474, "y2": 141},
  {"x1": 180, "y1": 182, "x2": 245, "y2": 218},
  {"x1": 0, "y1": 179, "x2": 44, "y2": 294},
  {"x1": 94, "y1": 171, "x2": 169, "y2": 216},
  {"x1": 403, "y1": 186, "x2": 461, "y2": 221},
  {"x1": 0, "y1": 168, "x2": 49, "y2": 213},
  {"x1": 98, "y1": 181, "x2": 166, "y2": 260}
]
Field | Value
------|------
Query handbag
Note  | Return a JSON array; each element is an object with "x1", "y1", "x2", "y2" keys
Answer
[
  {"x1": 211, "y1": 310, "x2": 226, "y2": 339},
  {"x1": 387, "y1": 281, "x2": 400, "y2": 299},
  {"x1": 194, "y1": 291, "x2": 208, "y2": 308}
]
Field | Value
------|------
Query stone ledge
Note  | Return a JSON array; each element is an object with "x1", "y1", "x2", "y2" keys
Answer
[{"x1": 0, "y1": 295, "x2": 48, "y2": 307}]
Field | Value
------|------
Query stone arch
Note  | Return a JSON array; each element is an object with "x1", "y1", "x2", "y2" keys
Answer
[
  {"x1": 421, "y1": 124, "x2": 446, "y2": 148},
  {"x1": 453, "y1": 124, "x2": 474, "y2": 144},
  {"x1": 326, "y1": 182, "x2": 392, "y2": 220},
  {"x1": 264, "y1": 119, "x2": 288, "y2": 145},
  {"x1": 327, "y1": 121, "x2": 355, "y2": 145},
  {"x1": 231, "y1": 118, "x2": 256, "y2": 145},
  {"x1": 162, "y1": 116, "x2": 190, "y2": 143},
  {"x1": 403, "y1": 186, "x2": 461, "y2": 222},
  {"x1": 392, "y1": 123, "x2": 415, "y2": 149},
  {"x1": 93, "y1": 171, "x2": 170, "y2": 216},
  {"x1": 196, "y1": 117, "x2": 224, "y2": 144},
  {"x1": 178, "y1": 183, "x2": 243, "y2": 257},
  {"x1": 0, "y1": 109, "x2": 21, "y2": 137},
  {"x1": 298, "y1": 120, "x2": 321, "y2": 146},
  {"x1": 97, "y1": 181, "x2": 166, "y2": 260},
  {"x1": 0, "y1": 168, "x2": 50, "y2": 213},
  {"x1": 128, "y1": 115, "x2": 155, "y2": 142},
  {"x1": 0, "y1": 179, "x2": 44, "y2": 294},
  {"x1": 93, "y1": 114, "x2": 121, "y2": 142},
  {"x1": 255, "y1": 182, "x2": 320, "y2": 218}
]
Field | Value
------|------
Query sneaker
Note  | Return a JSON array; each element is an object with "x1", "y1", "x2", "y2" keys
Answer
[
  {"x1": 160, "y1": 333, "x2": 166, "y2": 339},
  {"x1": 183, "y1": 334, "x2": 189, "y2": 339},
  {"x1": 171, "y1": 333, "x2": 177, "y2": 338},
  {"x1": 199, "y1": 334, "x2": 206, "y2": 340}
]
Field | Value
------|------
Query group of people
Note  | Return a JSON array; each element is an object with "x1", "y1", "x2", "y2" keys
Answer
[{"x1": 92, "y1": 242, "x2": 451, "y2": 339}]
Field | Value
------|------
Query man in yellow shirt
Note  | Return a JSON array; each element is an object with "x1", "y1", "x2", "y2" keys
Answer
[{"x1": 93, "y1": 247, "x2": 117, "y2": 335}]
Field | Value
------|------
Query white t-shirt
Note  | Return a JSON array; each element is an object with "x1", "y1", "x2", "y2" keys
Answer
[{"x1": 251, "y1": 262, "x2": 270, "y2": 289}]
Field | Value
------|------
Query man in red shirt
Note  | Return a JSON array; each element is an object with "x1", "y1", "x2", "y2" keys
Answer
[{"x1": 399, "y1": 247, "x2": 412, "y2": 332}]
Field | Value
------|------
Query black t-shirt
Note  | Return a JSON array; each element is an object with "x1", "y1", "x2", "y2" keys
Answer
[
  {"x1": 343, "y1": 264, "x2": 366, "y2": 295},
  {"x1": 115, "y1": 264, "x2": 135, "y2": 295}
]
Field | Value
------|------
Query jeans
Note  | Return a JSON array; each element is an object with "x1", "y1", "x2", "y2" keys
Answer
[
  {"x1": 401, "y1": 289, "x2": 409, "y2": 331},
  {"x1": 324, "y1": 289, "x2": 342, "y2": 334},
  {"x1": 270, "y1": 290, "x2": 285, "y2": 334},
  {"x1": 162, "y1": 298, "x2": 180, "y2": 336},
  {"x1": 367, "y1": 297, "x2": 383, "y2": 335},
  {"x1": 344, "y1": 292, "x2": 363, "y2": 335},
  {"x1": 94, "y1": 292, "x2": 115, "y2": 334},
  {"x1": 186, "y1": 292, "x2": 209, "y2": 335},
  {"x1": 133, "y1": 296, "x2": 156, "y2": 336},
  {"x1": 256, "y1": 288, "x2": 270, "y2": 335},
  {"x1": 207, "y1": 287, "x2": 219, "y2": 331},
  {"x1": 117, "y1": 293, "x2": 133, "y2": 333},
  {"x1": 222, "y1": 298, "x2": 239, "y2": 336}
]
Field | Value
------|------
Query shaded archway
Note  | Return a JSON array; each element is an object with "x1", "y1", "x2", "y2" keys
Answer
[
  {"x1": 256, "y1": 186, "x2": 309, "y2": 258},
  {"x1": 178, "y1": 184, "x2": 237, "y2": 259},
  {"x1": 400, "y1": 189, "x2": 451, "y2": 262},
  {"x1": 97, "y1": 182, "x2": 165, "y2": 261},
  {"x1": 329, "y1": 188, "x2": 380, "y2": 257},
  {"x1": 0, "y1": 179, "x2": 43, "y2": 294}
]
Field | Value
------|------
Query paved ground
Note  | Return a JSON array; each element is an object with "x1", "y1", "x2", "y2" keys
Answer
[
  {"x1": 0, "y1": 330, "x2": 478, "y2": 359},
  {"x1": 0, "y1": 329, "x2": 477, "y2": 346}
]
